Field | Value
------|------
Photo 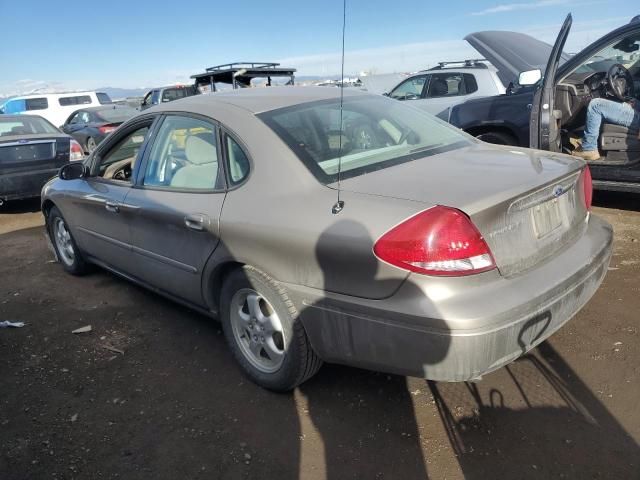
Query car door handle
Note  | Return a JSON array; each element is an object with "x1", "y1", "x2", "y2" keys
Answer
[
  {"x1": 105, "y1": 202, "x2": 120, "y2": 213},
  {"x1": 184, "y1": 214, "x2": 206, "y2": 231}
]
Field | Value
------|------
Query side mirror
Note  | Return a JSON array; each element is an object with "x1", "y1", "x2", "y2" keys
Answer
[
  {"x1": 518, "y1": 69, "x2": 542, "y2": 86},
  {"x1": 59, "y1": 162, "x2": 87, "y2": 180}
]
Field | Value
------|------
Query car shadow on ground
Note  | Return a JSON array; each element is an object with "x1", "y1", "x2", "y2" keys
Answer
[
  {"x1": 593, "y1": 190, "x2": 640, "y2": 212},
  {"x1": 426, "y1": 341, "x2": 639, "y2": 479},
  {"x1": 0, "y1": 197, "x2": 41, "y2": 214}
]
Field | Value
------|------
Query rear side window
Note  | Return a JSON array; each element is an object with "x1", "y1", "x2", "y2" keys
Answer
[
  {"x1": 96, "y1": 92, "x2": 112, "y2": 105},
  {"x1": 26, "y1": 98, "x2": 48, "y2": 110},
  {"x1": 463, "y1": 74, "x2": 478, "y2": 94},
  {"x1": 225, "y1": 135, "x2": 250, "y2": 185},
  {"x1": 2, "y1": 99, "x2": 26, "y2": 113},
  {"x1": 58, "y1": 95, "x2": 92, "y2": 106},
  {"x1": 161, "y1": 86, "x2": 197, "y2": 103}
]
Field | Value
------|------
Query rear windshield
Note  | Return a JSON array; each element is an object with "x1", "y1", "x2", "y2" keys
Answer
[
  {"x1": 161, "y1": 86, "x2": 196, "y2": 102},
  {"x1": 95, "y1": 107, "x2": 136, "y2": 123},
  {"x1": 96, "y1": 92, "x2": 112, "y2": 105},
  {"x1": 58, "y1": 95, "x2": 92, "y2": 106},
  {"x1": 259, "y1": 95, "x2": 470, "y2": 183},
  {"x1": 0, "y1": 116, "x2": 59, "y2": 136}
]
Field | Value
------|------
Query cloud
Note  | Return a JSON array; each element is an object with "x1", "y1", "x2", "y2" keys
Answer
[
  {"x1": 471, "y1": 0, "x2": 570, "y2": 16},
  {"x1": 0, "y1": 79, "x2": 71, "y2": 98}
]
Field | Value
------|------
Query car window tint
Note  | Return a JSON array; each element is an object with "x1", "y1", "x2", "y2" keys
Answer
[
  {"x1": 389, "y1": 75, "x2": 427, "y2": 100},
  {"x1": 426, "y1": 73, "x2": 465, "y2": 97},
  {"x1": 0, "y1": 115, "x2": 59, "y2": 136},
  {"x1": 98, "y1": 125, "x2": 150, "y2": 183},
  {"x1": 260, "y1": 96, "x2": 469, "y2": 184},
  {"x1": 58, "y1": 96, "x2": 92, "y2": 106},
  {"x1": 25, "y1": 98, "x2": 48, "y2": 110},
  {"x1": 226, "y1": 135, "x2": 250, "y2": 184},
  {"x1": 143, "y1": 116, "x2": 221, "y2": 190},
  {"x1": 96, "y1": 93, "x2": 112, "y2": 105},
  {"x1": 464, "y1": 74, "x2": 478, "y2": 94}
]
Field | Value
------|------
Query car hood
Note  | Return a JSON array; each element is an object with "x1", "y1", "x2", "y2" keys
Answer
[
  {"x1": 465, "y1": 31, "x2": 571, "y2": 86},
  {"x1": 332, "y1": 142, "x2": 581, "y2": 215}
]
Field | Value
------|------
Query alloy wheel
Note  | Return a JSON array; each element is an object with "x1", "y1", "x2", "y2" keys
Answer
[
  {"x1": 230, "y1": 288, "x2": 286, "y2": 373},
  {"x1": 53, "y1": 217, "x2": 75, "y2": 266}
]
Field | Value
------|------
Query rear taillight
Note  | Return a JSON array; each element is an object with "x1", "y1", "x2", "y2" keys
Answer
[
  {"x1": 98, "y1": 124, "x2": 117, "y2": 135},
  {"x1": 582, "y1": 165, "x2": 593, "y2": 211},
  {"x1": 373, "y1": 206, "x2": 496, "y2": 276},
  {"x1": 69, "y1": 140, "x2": 84, "y2": 161}
]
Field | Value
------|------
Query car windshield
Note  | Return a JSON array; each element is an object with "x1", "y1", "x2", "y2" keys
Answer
[
  {"x1": 572, "y1": 33, "x2": 640, "y2": 75},
  {"x1": 0, "y1": 116, "x2": 59, "y2": 136},
  {"x1": 259, "y1": 95, "x2": 471, "y2": 183},
  {"x1": 96, "y1": 107, "x2": 137, "y2": 123}
]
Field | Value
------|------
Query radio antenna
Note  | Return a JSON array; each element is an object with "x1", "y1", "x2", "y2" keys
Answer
[{"x1": 332, "y1": 0, "x2": 347, "y2": 215}]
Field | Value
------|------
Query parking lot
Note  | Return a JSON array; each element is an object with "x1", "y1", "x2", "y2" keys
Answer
[{"x1": 0, "y1": 193, "x2": 639, "y2": 480}]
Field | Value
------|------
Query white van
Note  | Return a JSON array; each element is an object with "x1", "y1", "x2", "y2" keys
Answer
[{"x1": 0, "y1": 91, "x2": 113, "y2": 129}]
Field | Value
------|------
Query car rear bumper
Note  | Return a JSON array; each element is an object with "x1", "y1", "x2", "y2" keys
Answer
[
  {"x1": 0, "y1": 168, "x2": 59, "y2": 201},
  {"x1": 287, "y1": 214, "x2": 612, "y2": 381}
]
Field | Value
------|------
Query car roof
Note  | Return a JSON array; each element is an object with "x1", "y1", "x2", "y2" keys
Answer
[
  {"x1": 153, "y1": 86, "x2": 369, "y2": 115},
  {"x1": 76, "y1": 105, "x2": 133, "y2": 112}
]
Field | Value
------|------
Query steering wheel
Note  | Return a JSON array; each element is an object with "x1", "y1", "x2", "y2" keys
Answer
[{"x1": 607, "y1": 64, "x2": 635, "y2": 101}]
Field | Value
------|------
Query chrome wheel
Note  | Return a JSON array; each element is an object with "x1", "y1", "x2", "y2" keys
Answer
[
  {"x1": 53, "y1": 217, "x2": 75, "y2": 266},
  {"x1": 230, "y1": 288, "x2": 286, "y2": 373}
]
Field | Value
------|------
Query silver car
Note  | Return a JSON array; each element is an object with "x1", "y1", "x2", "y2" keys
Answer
[{"x1": 42, "y1": 87, "x2": 612, "y2": 391}]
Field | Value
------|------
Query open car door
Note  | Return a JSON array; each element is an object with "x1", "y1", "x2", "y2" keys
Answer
[{"x1": 530, "y1": 14, "x2": 572, "y2": 151}]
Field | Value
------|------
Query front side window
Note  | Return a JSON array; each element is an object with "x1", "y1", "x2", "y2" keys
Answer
[
  {"x1": 96, "y1": 125, "x2": 150, "y2": 183},
  {"x1": 389, "y1": 75, "x2": 428, "y2": 100},
  {"x1": 25, "y1": 98, "x2": 48, "y2": 110},
  {"x1": 260, "y1": 96, "x2": 470, "y2": 183},
  {"x1": 143, "y1": 116, "x2": 221, "y2": 190}
]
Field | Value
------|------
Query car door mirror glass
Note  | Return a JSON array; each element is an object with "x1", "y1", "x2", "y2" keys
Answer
[
  {"x1": 518, "y1": 69, "x2": 542, "y2": 86},
  {"x1": 59, "y1": 162, "x2": 87, "y2": 180}
]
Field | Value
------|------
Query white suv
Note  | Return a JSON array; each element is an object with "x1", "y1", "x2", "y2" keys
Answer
[
  {"x1": 0, "y1": 91, "x2": 112, "y2": 129},
  {"x1": 386, "y1": 60, "x2": 505, "y2": 120}
]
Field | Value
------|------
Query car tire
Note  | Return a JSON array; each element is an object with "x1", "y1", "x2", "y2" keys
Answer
[
  {"x1": 86, "y1": 137, "x2": 97, "y2": 154},
  {"x1": 475, "y1": 131, "x2": 518, "y2": 146},
  {"x1": 47, "y1": 206, "x2": 90, "y2": 275},
  {"x1": 220, "y1": 266, "x2": 322, "y2": 391}
]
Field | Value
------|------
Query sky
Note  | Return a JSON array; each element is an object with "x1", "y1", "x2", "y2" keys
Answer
[{"x1": 0, "y1": 0, "x2": 636, "y2": 96}]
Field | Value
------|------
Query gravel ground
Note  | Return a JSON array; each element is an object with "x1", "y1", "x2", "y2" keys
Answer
[{"x1": 0, "y1": 193, "x2": 638, "y2": 480}]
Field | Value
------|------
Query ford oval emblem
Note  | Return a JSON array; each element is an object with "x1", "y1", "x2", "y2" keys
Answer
[
  {"x1": 553, "y1": 185, "x2": 564, "y2": 197},
  {"x1": 18, "y1": 139, "x2": 28, "y2": 144}
]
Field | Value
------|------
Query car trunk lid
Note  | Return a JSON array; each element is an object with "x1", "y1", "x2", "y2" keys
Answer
[
  {"x1": 334, "y1": 143, "x2": 588, "y2": 277},
  {"x1": 0, "y1": 134, "x2": 70, "y2": 174}
]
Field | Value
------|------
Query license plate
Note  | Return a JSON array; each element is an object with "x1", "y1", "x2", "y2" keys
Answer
[{"x1": 531, "y1": 198, "x2": 562, "y2": 238}]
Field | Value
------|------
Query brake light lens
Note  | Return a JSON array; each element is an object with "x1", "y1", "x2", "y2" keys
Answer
[
  {"x1": 98, "y1": 124, "x2": 117, "y2": 135},
  {"x1": 69, "y1": 139, "x2": 84, "y2": 161},
  {"x1": 373, "y1": 206, "x2": 496, "y2": 276},
  {"x1": 582, "y1": 165, "x2": 593, "y2": 211}
]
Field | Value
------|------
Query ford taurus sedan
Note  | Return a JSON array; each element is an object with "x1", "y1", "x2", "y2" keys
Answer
[{"x1": 41, "y1": 87, "x2": 612, "y2": 391}]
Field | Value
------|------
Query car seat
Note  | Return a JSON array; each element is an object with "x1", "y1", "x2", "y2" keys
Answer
[
  {"x1": 170, "y1": 133, "x2": 219, "y2": 188},
  {"x1": 429, "y1": 78, "x2": 449, "y2": 97},
  {"x1": 600, "y1": 123, "x2": 640, "y2": 163}
]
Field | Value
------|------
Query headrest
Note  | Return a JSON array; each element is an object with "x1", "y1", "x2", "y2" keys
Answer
[{"x1": 185, "y1": 134, "x2": 217, "y2": 165}]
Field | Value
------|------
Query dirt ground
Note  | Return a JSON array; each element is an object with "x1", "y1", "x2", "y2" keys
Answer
[{"x1": 0, "y1": 193, "x2": 638, "y2": 480}]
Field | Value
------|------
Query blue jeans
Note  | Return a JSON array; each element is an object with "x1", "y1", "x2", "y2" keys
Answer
[{"x1": 582, "y1": 98, "x2": 640, "y2": 151}]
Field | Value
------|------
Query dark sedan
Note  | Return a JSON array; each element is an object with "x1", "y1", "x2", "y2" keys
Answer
[
  {"x1": 61, "y1": 105, "x2": 137, "y2": 154},
  {"x1": 0, "y1": 115, "x2": 83, "y2": 204}
]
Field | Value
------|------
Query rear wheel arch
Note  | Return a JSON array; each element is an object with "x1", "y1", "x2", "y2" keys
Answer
[
  {"x1": 466, "y1": 126, "x2": 519, "y2": 146},
  {"x1": 203, "y1": 260, "x2": 245, "y2": 314}
]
